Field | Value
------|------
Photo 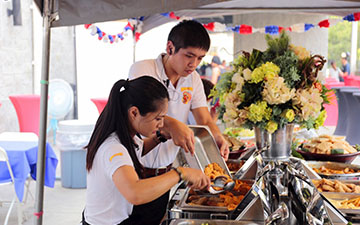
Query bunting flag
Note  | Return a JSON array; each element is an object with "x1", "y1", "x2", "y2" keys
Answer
[
  {"x1": 84, "y1": 17, "x2": 144, "y2": 44},
  {"x1": 160, "y1": 11, "x2": 360, "y2": 35},
  {"x1": 86, "y1": 11, "x2": 360, "y2": 44}
]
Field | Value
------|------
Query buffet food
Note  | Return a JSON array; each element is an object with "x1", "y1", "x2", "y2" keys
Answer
[
  {"x1": 187, "y1": 180, "x2": 252, "y2": 210},
  {"x1": 312, "y1": 166, "x2": 359, "y2": 175},
  {"x1": 329, "y1": 197, "x2": 360, "y2": 209},
  {"x1": 204, "y1": 163, "x2": 231, "y2": 180},
  {"x1": 223, "y1": 134, "x2": 246, "y2": 151},
  {"x1": 226, "y1": 160, "x2": 245, "y2": 173},
  {"x1": 301, "y1": 134, "x2": 357, "y2": 155},
  {"x1": 312, "y1": 179, "x2": 360, "y2": 193}
]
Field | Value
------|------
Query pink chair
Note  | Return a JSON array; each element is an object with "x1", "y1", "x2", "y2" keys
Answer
[
  {"x1": 9, "y1": 95, "x2": 41, "y2": 136},
  {"x1": 90, "y1": 98, "x2": 108, "y2": 114},
  {"x1": 323, "y1": 82, "x2": 344, "y2": 126}
]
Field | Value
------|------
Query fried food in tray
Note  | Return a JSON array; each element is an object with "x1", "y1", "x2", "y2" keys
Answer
[
  {"x1": 313, "y1": 165, "x2": 359, "y2": 175},
  {"x1": 226, "y1": 160, "x2": 245, "y2": 173},
  {"x1": 312, "y1": 178, "x2": 360, "y2": 193},
  {"x1": 302, "y1": 134, "x2": 357, "y2": 155},
  {"x1": 223, "y1": 134, "x2": 246, "y2": 151},
  {"x1": 204, "y1": 162, "x2": 232, "y2": 181},
  {"x1": 329, "y1": 197, "x2": 360, "y2": 209},
  {"x1": 186, "y1": 180, "x2": 252, "y2": 211}
]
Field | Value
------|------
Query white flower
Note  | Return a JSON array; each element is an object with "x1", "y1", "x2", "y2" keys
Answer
[
  {"x1": 243, "y1": 68, "x2": 252, "y2": 81},
  {"x1": 262, "y1": 76, "x2": 295, "y2": 104}
]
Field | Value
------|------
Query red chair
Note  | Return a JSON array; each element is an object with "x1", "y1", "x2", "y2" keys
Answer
[
  {"x1": 90, "y1": 98, "x2": 108, "y2": 114},
  {"x1": 9, "y1": 95, "x2": 41, "y2": 136}
]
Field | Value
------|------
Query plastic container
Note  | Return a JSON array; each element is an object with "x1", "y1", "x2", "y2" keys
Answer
[{"x1": 56, "y1": 120, "x2": 94, "y2": 188}]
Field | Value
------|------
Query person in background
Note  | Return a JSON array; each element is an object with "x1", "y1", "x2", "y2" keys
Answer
[
  {"x1": 341, "y1": 52, "x2": 350, "y2": 78},
  {"x1": 211, "y1": 55, "x2": 222, "y2": 84},
  {"x1": 328, "y1": 60, "x2": 342, "y2": 82},
  {"x1": 128, "y1": 20, "x2": 229, "y2": 224},
  {"x1": 83, "y1": 76, "x2": 210, "y2": 225},
  {"x1": 188, "y1": 78, "x2": 217, "y2": 125}
]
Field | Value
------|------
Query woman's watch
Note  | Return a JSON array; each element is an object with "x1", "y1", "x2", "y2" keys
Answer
[{"x1": 156, "y1": 130, "x2": 168, "y2": 143}]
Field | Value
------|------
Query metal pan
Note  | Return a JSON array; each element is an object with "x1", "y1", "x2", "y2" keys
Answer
[
  {"x1": 321, "y1": 192, "x2": 360, "y2": 215},
  {"x1": 178, "y1": 180, "x2": 254, "y2": 212},
  {"x1": 183, "y1": 125, "x2": 231, "y2": 177},
  {"x1": 306, "y1": 161, "x2": 360, "y2": 180},
  {"x1": 169, "y1": 219, "x2": 262, "y2": 225}
]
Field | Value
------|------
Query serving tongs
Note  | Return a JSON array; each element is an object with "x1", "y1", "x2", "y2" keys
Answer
[{"x1": 209, "y1": 175, "x2": 236, "y2": 194}]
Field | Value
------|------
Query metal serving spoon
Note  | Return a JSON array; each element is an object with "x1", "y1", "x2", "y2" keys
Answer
[{"x1": 209, "y1": 175, "x2": 235, "y2": 194}]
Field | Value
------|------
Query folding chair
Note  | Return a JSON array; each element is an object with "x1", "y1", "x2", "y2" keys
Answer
[{"x1": 0, "y1": 147, "x2": 24, "y2": 225}]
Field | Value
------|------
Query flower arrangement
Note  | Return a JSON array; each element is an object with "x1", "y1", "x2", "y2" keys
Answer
[{"x1": 211, "y1": 32, "x2": 331, "y2": 133}]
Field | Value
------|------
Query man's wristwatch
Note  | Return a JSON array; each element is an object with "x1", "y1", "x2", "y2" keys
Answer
[{"x1": 156, "y1": 130, "x2": 168, "y2": 143}]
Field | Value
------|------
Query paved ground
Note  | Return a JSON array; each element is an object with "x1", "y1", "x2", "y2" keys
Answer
[{"x1": 1, "y1": 126, "x2": 358, "y2": 225}]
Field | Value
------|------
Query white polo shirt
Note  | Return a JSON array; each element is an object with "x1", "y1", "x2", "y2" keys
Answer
[
  {"x1": 129, "y1": 53, "x2": 207, "y2": 168},
  {"x1": 85, "y1": 133, "x2": 143, "y2": 225}
]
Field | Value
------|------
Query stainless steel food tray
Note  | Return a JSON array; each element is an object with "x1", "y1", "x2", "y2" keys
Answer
[
  {"x1": 321, "y1": 192, "x2": 360, "y2": 216},
  {"x1": 177, "y1": 180, "x2": 254, "y2": 212},
  {"x1": 306, "y1": 161, "x2": 360, "y2": 180},
  {"x1": 184, "y1": 125, "x2": 231, "y2": 176},
  {"x1": 169, "y1": 219, "x2": 262, "y2": 225}
]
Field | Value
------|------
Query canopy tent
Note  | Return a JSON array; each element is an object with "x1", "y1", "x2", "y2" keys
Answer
[{"x1": 33, "y1": 0, "x2": 360, "y2": 224}]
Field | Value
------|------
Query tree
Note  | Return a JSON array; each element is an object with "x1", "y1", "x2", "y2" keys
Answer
[{"x1": 328, "y1": 19, "x2": 353, "y2": 70}]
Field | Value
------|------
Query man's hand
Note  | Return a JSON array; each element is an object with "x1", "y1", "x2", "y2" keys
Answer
[
  {"x1": 214, "y1": 134, "x2": 229, "y2": 161},
  {"x1": 162, "y1": 116, "x2": 195, "y2": 155}
]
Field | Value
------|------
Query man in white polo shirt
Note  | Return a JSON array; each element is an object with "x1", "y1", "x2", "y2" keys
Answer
[{"x1": 128, "y1": 20, "x2": 229, "y2": 225}]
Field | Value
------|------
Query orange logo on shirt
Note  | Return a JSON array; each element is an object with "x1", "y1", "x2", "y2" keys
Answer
[
  {"x1": 109, "y1": 152, "x2": 123, "y2": 162},
  {"x1": 181, "y1": 87, "x2": 193, "y2": 92},
  {"x1": 182, "y1": 91, "x2": 192, "y2": 104}
]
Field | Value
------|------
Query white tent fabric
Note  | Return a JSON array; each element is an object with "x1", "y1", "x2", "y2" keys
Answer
[{"x1": 34, "y1": 0, "x2": 360, "y2": 28}]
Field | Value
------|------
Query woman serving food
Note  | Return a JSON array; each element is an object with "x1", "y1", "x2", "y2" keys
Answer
[{"x1": 83, "y1": 76, "x2": 210, "y2": 225}]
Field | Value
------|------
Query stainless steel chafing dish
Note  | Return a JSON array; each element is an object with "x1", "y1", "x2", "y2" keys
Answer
[
  {"x1": 306, "y1": 161, "x2": 360, "y2": 180},
  {"x1": 183, "y1": 125, "x2": 231, "y2": 176},
  {"x1": 169, "y1": 180, "x2": 254, "y2": 220},
  {"x1": 169, "y1": 219, "x2": 262, "y2": 225}
]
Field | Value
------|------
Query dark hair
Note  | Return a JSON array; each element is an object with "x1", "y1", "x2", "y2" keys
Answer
[
  {"x1": 86, "y1": 76, "x2": 169, "y2": 178},
  {"x1": 201, "y1": 78, "x2": 214, "y2": 100},
  {"x1": 168, "y1": 20, "x2": 210, "y2": 54}
]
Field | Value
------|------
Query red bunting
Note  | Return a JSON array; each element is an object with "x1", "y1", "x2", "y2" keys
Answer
[
  {"x1": 203, "y1": 22, "x2": 215, "y2": 31},
  {"x1": 169, "y1": 12, "x2": 180, "y2": 20},
  {"x1": 318, "y1": 19, "x2": 330, "y2": 28},
  {"x1": 279, "y1": 26, "x2": 292, "y2": 33},
  {"x1": 354, "y1": 12, "x2": 360, "y2": 21},
  {"x1": 135, "y1": 32, "x2": 141, "y2": 42},
  {"x1": 84, "y1": 24, "x2": 91, "y2": 29},
  {"x1": 239, "y1": 24, "x2": 252, "y2": 34}
]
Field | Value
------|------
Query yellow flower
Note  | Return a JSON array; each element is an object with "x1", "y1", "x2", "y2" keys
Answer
[
  {"x1": 265, "y1": 121, "x2": 278, "y2": 133},
  {"x1": 250, "y1": 67, "x2": 265, "y2": 83},
  {"x1": 262, "y1": 62, "x2": 280, "y2": 80},
  {"x1": 314, "y1": 110, "x2": 327, "y2": 129},
  {"x1": 248, "y1": 101, "x2": 272, "y2": 122},
  {"x1": 283, "y1": 109, "x2": 295, "y2": 122}
]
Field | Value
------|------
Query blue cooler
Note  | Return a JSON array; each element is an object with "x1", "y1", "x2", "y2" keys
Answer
[{"x1": 56, "y1": 120, "x2": 94, "y2": 188}]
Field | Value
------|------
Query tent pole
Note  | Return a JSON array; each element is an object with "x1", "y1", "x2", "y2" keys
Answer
[{"x1": 34, "y1": 0, "x2": 53, "y2": 224}]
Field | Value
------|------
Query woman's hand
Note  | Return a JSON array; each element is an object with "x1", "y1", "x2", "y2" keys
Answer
[{"x1": 179, "y1": 167, "x2": 210, "y2": 190}]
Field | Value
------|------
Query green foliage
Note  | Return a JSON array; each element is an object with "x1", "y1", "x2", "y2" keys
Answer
[
  {"x1": 328, "y1": 20, "x2": 353, "y2": 68},
  {"x1": 262, "y1": 31, "x2": 290, "y2": 62},
  {"x1": 272, "y1": 50, "x2": 300, "y2": 88}
]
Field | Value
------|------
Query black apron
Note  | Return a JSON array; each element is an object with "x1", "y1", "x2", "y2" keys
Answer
[{"x1": 82, "y1": 191, "x2": 169, "y2": 225}]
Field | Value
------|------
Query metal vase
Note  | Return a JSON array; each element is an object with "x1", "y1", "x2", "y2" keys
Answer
[{"x1": 254, "y1": 124, "x2": 294, "y2": 160}]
